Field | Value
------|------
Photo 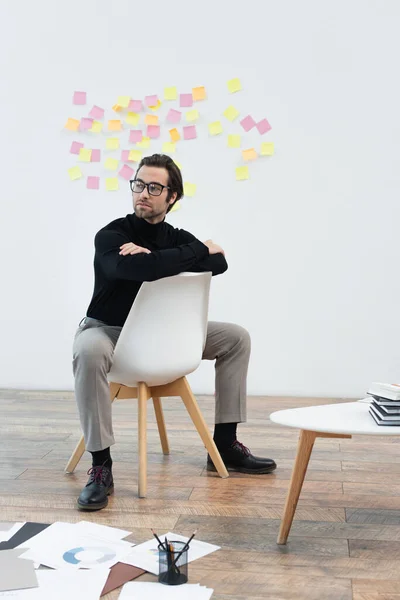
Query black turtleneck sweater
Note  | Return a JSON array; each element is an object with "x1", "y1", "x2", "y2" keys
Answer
[{"x1": 86, "y1": 213, "x2": 228, "y2": 326}]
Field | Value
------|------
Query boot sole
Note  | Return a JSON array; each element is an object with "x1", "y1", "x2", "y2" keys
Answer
[
  {"x1": 207, "y1": 463, "x2": 276, "y2": 475},
  {"x1": 77, "y1": 485, "x2": 114, "y2": 511}
]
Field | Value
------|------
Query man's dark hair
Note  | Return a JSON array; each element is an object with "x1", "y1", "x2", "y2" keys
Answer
[{"x1": 135, "y1": 153, "x2": 183, "y2": 213}]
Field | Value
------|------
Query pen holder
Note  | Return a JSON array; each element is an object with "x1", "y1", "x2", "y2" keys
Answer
[{"x1": 158, "y1": 541, "x2": 189, "y2": 585}]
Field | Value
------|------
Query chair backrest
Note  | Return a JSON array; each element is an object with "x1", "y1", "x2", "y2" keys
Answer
[{"x1": 108, "y1": 271, "x2": 212, "y2": 387}]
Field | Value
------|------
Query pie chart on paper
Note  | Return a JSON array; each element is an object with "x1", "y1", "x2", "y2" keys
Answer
[{"x1": 63, "y1": 546, "x2": 116, "y2": 567}]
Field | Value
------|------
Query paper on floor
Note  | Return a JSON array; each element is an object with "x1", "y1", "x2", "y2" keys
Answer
[
  {"x1": 0, "y1": 523, "x2": 25, "y2": 543},
  {"x1": 0, "y1": 549, "x2": 37, "y2": 592}
]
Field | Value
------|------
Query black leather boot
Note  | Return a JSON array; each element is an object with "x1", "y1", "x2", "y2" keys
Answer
[
  {"x1": 207, "y1": 441, "x2": 277, "y2": 474},
  {"x1": 77, "y1": 465, "x2": 114, "y2": 511}
]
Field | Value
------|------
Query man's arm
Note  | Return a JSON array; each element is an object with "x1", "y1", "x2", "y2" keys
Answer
[
  {"x1": 95, "y1": 229, "x2": 210, "y2": 282},
  {"x1": 175, "y1": 229, "x2": 228, "y2": 276}
]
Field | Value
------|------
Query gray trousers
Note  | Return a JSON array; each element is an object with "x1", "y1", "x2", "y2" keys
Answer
[{"x1": 72, "y1": 317, "x2": 251, "y2": 452}]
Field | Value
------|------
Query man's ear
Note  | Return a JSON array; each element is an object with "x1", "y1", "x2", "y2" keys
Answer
[{"x1": 168, "y1": 192, "x2": 177, "y2": 206}]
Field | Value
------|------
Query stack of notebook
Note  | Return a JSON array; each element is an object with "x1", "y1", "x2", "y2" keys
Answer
[{"x1": 368, "y1": 382, "x2": 400, "y2": 426}]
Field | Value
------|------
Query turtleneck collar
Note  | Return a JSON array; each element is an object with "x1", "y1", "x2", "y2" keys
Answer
[{"x1": 127, "y1": 212, "x2": 167, "y2": 239}]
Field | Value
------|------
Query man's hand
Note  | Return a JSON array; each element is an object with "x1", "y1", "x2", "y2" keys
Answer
[
  {"x1": 203, "y1": 239, "x2": 225, "y2": 256},
  {"x1": 119, "y1": 242, "x2": 151, "y2": 256}
]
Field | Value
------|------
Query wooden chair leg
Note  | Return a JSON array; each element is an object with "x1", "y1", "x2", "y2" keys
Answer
[
  {"x1": 177, "y1": 377, "x2": 229, "y2": 479},
  {"x1": 65, "y1": 435, "x2": 85, "y2": 473},
  {"x1": 277, "y1": 429, "x2": 317, "y2": 545},
  {"x1": 138, "y1": 382, "x2": 149, "y2": 498},
  {"x1": 152, "y1": 397, "x2": 170, "y2": 455}
]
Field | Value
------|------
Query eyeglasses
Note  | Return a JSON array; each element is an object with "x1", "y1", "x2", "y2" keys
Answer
[{"x1": 130, "y1": 179, "x2": 170, "y2": 197}]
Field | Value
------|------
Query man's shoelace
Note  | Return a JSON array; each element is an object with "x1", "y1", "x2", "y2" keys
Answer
[
  {"x1": 86, "y1": 465, "x2": 110, "y2": 486},
  {"x1": 232, "y1": 440, "x2": 251, "y2": 456}
]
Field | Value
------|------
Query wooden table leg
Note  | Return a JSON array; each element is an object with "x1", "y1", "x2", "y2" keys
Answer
[{"x1": 277, "y1": 429, "x2": 317, "y2": 545}]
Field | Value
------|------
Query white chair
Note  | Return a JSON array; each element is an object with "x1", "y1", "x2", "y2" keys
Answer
[{"x1": 65, "y1": 272, "x2": 229, "y2": 497}]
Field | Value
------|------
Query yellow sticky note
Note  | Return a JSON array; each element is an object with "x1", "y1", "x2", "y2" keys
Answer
[
  {"x1": 164, "y1": 86, "x2": 178, "y2": 100},
  {"x1": 169, "y1": 128, "x2": 180, "y2": 142},
  {"x1": 227, "y1": 78, "x2": 242, "y2": 93},
  {"x1": 136, "y1": 137, "x2": 150, "y2": 149},
  {"x1": 112, "y1": 104, "x2": 123, "y2": 112},
  {"x1": 104, "y1": 157, "x2": 119, "y2": 170},
  {"x1": 68, "y1": 166, "x2": 83, "y2": 180},
  {"x1": 223, "y1": 105, "x2": 239, "y2": 121},
  {"x1": 235, "y1": 166, "x2": 249, "y2": 181},
  {"x1": 170, "y1": 200, "x2": 181, "y2": 212},
  {"x1": 242, "y1": 148, "x2": 258, "y2": 161},
  {"x1": 162, "y1": 142, "x2": 176, "y2": 154},
  {"x1": 65, "y1": 118, "x2": 80, "y2": 131},
  {"x1": 174, "y1": 160, "x2": 183, "y2": 170},
  {"x1": 128, "y1": 150, "x2": 142, "y2": 162},
  {"x1": 192, "y1": 86, "x2": 206, "y2": 101},
  {"x1": 184, "y1": 182, "x2": 197, "y2": 197},
  {"x1": 108, "y1": 120, "x2": 122, "y2": 131},
  {"x1": 106, "y1": 138, "x2": 120, "y2": 150},
  {"x1": 79, "y1": 148, "x2": 92, "y2": 162},
  {"x1": 126, "y1": 112, "x2": 140, "y2": 126},
  {"x1": 117, "y1": 96, "x2": 130, "y2": 108},
  {"x1": 209, "y1": 121, "x2": 223, "y2": 136},
  {"x1": 149, "y1": 99, "x2": 162, "y2": 111},
  {"x1": 186, "y1": 109, "x2": 199, "y2": 122},
  {"x1": 145, "y1": 114, "x2": 159, "y2": 126},
  {"x1": 90, "y1": 120, "x2": 103, "y2": 133},
  {"x1": 261, "y1": 142, "x2": 275, "y2": 156},
  {"x1": 228, "y1": 134, "x2": 241, "y2": 148},
  {"x1": 106, "y1": 177, "x2": 119, "y2": 191}
]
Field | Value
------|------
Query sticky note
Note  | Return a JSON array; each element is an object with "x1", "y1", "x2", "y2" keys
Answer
[
  {"x1": 209, "y1": 121, "x2": 223, "y2": 135},
  {"x1": 73, "y1": 91, "x2": 86, "y2": 105},
  {"x1": 164, "y1": 86, "x2": 178, "y2": 100},
  {"x1": 162, "y1": 142, "x2": 176, "y2": 154},
  {"x1": 108, "y1": 119, "x2": 122, "y2": 131},
  {"x1": 192, "y1": 86, "x2": 206, "y2": 101},
  {"x1": 68, "y1": 166, "x2": 83, "y2": 181},
  {"x1": 240, "y1": 115, "x2": 256, "y2": 132},
  {"x1": 89, "y1": 120, "x2": 103, "y2": 133},
  {"x1": 147, "y1": 125, "x2": 160, "y2": 139},
  {"x1": 136, "y1": 137, "x2": 150, "y2": 149},
  {"x1": 128, "y1": 150, "x2": 143, "y2": 162},
  {"x1": 242, "y1": 148, "x2": 258, "y2": 161},
  {"x1": 129, "y1": 130, "x2": 143, "y2": 143},
  {"x1": 183, "y1": 182, "x2": 196, "y2": 197},
  {"x1": 227, "y1": 78, "x2": 242, "y2": 93},
  {"x1": 121, "y1": 150, "x2": 131, "y2": 162},
  {"x1": 174, "y1": 160, "x2": 183, "y2": 169},
  {"x1": 186, "y1": 109, "x2": 199, "y2": 122},
  {"x1": 145, "y1": 94, "x2": 158, "y2": 107},
  {"x1": 149, "y1": 99, "x2": 162, "y2": 111},
  {"x1": 261, "y1": 142, "x2": 274, "y2": 156},
  {"x1": 236, "y1": 166, "x2": 249, "y2": 180},
  {"x1": 112, "y1": 104, "x2": 123, "y2": 112},
  {"x1": 129, "y1": 99, "x2": 143, "y2": 112},
  {"x1": 64, "y1": 118, "x2": 80, "y2": 131},
  {"x1": 183, "y1": 125, "x2": 197, "y2": 140},
  {"x1": 180, "y1": 93, "x2": 193, "y2": 108},
  {"x1": 126, "y1": 112, "x2": 140, "y2": 126},
  {"x1": 89, "y1": 105, "x2": 104, "y2": 119},
  {"x1": 91, "y1": 149, "x2": 101, "y2": 162},
  {"x1": 79, "y1": 148, "x2": 92, "y2": 162},
  {"x1": 257, "y1": 118, "x2": 272, "y2": 134},
  {"x1": 170, "y1": 200, "x2": 181, "y2": 212},
  {"x1": 145, "y1": 114, "x2": 159, "y2": 126},
  {"x1": 87, "y1": 176, "x2": 100, "y2": 190},
  {"x1": 106, "y1": 177, "x2": 119, "y2": 191},
  {"x1": 106, "y1": 138, "x2": 120, "y2": 150},
  {"x1": 169, "y1": 128, "x2": 180, "y2": 142},
  {"x1": 227, "y1": 135, "x2": 241, "y2": 148},
  {"x1": 117, "y1": 95, "x2": 130, "y2": 108},
  {"x1": 104, "y1": 157, "x2": 119, "y2": 170},
  {"x1": 70, "y1": 141, "x2": 84, "y2": 155},
  {"x1": 223, "y1": 105, "x2": 239, "y2": 121},
  {"x1": 80, "y1": 117, "x2": 93, "y2": 130},
  {"x1": 167, "y1": 109, "x2": 182, "y2": 123},
  {"x1": 119, "y1": 164, "x2": 134, "y2": 180}
]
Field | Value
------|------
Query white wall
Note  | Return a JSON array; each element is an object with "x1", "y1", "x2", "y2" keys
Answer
[{"x1": 1, "y1": 0, "x2": 400, "y2": 396}]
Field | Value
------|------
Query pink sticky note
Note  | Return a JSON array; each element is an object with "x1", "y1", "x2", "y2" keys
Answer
[
  {"x1": 145, "y1": 95, "x2": 158, "y2": 107},
  {"x1": 91, "y1": 149, "x2": 101, "y2": 162},
  {"x1": 240, "y1": 115, "x2": 256, "y2": 132},
  {"x1": 256, "y1": 118, "x2": 272, "y2": 134},
  {"x1": 70, "y1": 141, "x2": 84, "y2": 155},
  {"x1": 129, "y1": 130, "x2": 143, "y2": 143},
  {"x1": 180, "y1": 93, "x2": 193, "y2": 107},
  {"x1": 89, "y1": 105, "x2": 104, "y2": 119},
  {"x1": 80, "y1": 117, "x2": 93, "y2": 130},
  {"x1": 87, "y1": 176, "x2": 99, "y2": 189},
  {"x1": 121, "y1": 150, "x2": 131, "y2": 162},
  {"x1": 73, "y1": 91, "x2": 86, "y2": 105},
  {"x1": 119, "y1": 164, "x2": 134, "y2": 180},
  {"x1": 183, "y1": 125, "x2": 197, "y2": 140},
  {"x1": 147, "y1": 125, "x2": 160, "y2": 139},
  {"x1": 166, "y1": 109, "x2": 182, "y2": 124},
  {"x1": 129, "y1": 99, "x2": 143, "y2": 112}
]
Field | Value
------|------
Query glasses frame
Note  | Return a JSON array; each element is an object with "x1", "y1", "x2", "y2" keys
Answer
[{"x1": 130, "y1": 179, "x2": 170, "y2": 197}]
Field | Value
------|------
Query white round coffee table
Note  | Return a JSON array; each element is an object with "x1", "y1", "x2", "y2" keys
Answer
[{"x1": 270, "y1": 400, "x2": 400, "y2": 544}]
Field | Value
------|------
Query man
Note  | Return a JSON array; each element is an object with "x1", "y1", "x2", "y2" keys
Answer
[{"x1": 73, "y1": 153, "x2": 276, "y2": 511}]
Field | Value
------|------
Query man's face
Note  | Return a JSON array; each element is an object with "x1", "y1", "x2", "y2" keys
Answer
[{"x1": 132, "y1": 166, "x2": 177, "y2": 224}]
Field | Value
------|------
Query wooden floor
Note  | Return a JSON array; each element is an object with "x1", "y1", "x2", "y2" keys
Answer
[{"x1": 1, "y1": 390, "x2": 400, "y2": 600}]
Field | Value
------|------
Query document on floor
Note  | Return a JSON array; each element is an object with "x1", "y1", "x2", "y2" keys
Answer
[
  {"x1": 0, "y1": 549, "x2": 38, "y2": 592},
  {"x1": 0, "y1": 523, "x2": 25, "y2": 542},
  {"x1": 119, "y1": 581, "x2": 214, "y2": 599},
  {"x1": 121, "y1": 532, "x2": 220, "y2": 575}
]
